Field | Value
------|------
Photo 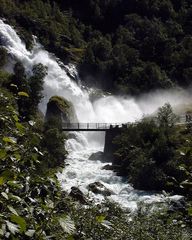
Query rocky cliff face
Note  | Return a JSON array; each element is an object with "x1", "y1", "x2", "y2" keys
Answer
[{"x1": 45, "y1": 95, "x2": 78, "y2": 128}]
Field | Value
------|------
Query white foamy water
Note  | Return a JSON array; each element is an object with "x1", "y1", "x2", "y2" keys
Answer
[
  {"x1": 58, "y1": 131, "x2": 184, "y2": 210},
  {"x1": 0, "y1": 20, "x2": 187, "y2": 210}
]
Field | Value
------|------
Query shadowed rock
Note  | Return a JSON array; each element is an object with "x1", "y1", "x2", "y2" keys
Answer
[
  {"x1": 101, "y1": 164, "x2": 121, "y2": 172},
  {"x1": 45, "y1": 95, "x2": 78, "y2": 128},
  {"x1": 88, "y1": 182, "x2": 113, "y2": 196},
  {"x1": 89, "y1": 151, "x2": 104, "y2": 161},
  {"x1": 69, "y1": 187, "x2": 88, "y2": 204},
  {"x1": 168, "y1": 197, "x2": 186, "y2": 214}
]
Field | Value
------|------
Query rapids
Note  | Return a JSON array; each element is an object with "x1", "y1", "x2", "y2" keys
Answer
[
  {"x1": 58, "y1": 132, "x2": 181, "y2": 210},
  {"x1": 0, "y1": 19, "x2": 189, "y2": 211}
]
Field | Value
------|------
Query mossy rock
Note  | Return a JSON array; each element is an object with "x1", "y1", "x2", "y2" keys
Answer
[{"x1": 46, "y1": 96, "x2": 77, "y2": 126}]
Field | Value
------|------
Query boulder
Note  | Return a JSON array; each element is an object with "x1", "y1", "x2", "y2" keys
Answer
[
  {"x1": 45, "y1": 96, "x2": 78, "y2": 128},
  {"x1": 67, "y1": 132, "x2": 78, "y2": 139},
  {"x1": 168, "y1": 197, "x2": 187, "y2": 214},
  {"x1": 102, "y1": 164, "x2": 121, "y2": 172},
  {"x1": 88, "y1": 182, "x2": 113, "y2": 196},
  {"x1": 89, "y1": 151, "x2": 104, "y2": 161},
  {"x1": 69, "y1": 187, "x2": 88, "y2": 205},
  {"x1": 102, "y1": 164, "x2": 114, "y2": 170}
]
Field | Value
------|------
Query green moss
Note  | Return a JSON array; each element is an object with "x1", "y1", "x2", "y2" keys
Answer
[
  {"x1": 49, "y1": 95, "x2": 71, "y2": 114},
  {"x1": 46, "y1": 95, "x2": 77, "y2": 128}
]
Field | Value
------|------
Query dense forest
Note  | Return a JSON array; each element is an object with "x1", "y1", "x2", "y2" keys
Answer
[
  {"x1": 0, "y1": 0, "x2": 191, "y2": 94},
  {"x1": 0, "y1": 0, "x2": 192, "y2": 239}
]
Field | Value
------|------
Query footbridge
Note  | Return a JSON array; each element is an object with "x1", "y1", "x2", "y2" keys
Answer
[
  {"x1": 62, "y1": 114, "x2": 192, "y2": 131},
  {"x1": 62, "y1": 123, "x2": 124, "y2": 131}
]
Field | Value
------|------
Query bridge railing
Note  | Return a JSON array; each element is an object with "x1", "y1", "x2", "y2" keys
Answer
[
  {"x1": 62, "y1": 123, "x2": 123, "y2": 130},
  {"x1": 62, "y1": 115, "x2": 192, "y2": 130}
]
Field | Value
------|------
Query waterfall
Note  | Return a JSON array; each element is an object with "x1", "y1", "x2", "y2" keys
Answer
[{"x1": 0, "y1": 19, "x2": 189, "y2": 210}]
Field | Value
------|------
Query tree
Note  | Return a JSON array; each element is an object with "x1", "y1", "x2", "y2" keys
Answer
[
  {"x1": 29, "y1": 63, "x2": 47, "y2": 114},
  {"x1": 13, "y1": 62, "x2": 28, "y2": 91},
  {"x1": 156, "y1": 103, "x2": 178, "y2": 128},
  {"x1": 11, "y1": 62, "x2": 47, "y2": 119},
  {"x1": 12, "y1": 62, "x2": 30, "y2": 119}
]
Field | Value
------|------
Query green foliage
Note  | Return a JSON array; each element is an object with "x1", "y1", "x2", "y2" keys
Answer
[
  {"x1": 0, "y1": 0, "x2": 191, "y2": 93},
  {"x1": 70, "y1": 200, "x2": 192, "y2": 240},
  {"x1": 0, "y1": 47, "x2": 8, "y2": 67},
  {"x1": 0, "y1": 70, "x2": 11, "y2": 87},
  {"x1": 49, "y1": 96, "x2": 71, "y2": 114},
  {"x1": 0, "y1": 54, "x2": 70, "y2": 238},
  {"x1": 0, "y1": 73, "x2": 70, "y2": 238},
  {"x1": 18, "y1": 91, "x2": 29, "y2": 97},
  {"x1": 0, "y1": 0, "x2": 85, "y2": 61},
  {"x1": 157, "y1": 103, "x2": 178, "y2": 128},
  {"x1": 28, "y1": 63, "x2": 47, "y2": 113},
  {"x1": 42, "y1": 126, "x2": 67, "y2": 168},
  {"x1": 9, "y1": 62, "x2": 47, "y2": 120},
  {"x1": 113, "y1": 103, "x2": 192, "y2": 193},
  {"x1": 77, "y1": 0, "x2": 192, "y2": 94}
]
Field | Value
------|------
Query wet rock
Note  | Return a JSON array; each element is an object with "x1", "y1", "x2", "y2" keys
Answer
[
  {"x1": 89, "y1": 151, "x2": 104, "y2": 161},
  {"x1": 67, "y1": 132, "x2": 78, "y2": 139},
  {"x1": 89, "y1": 88, "x2": 108, "y2": 102},
  {"x1": 45, "y1": 96, "x2": 78, "y2": 128},
  {"x1": 102, "y1": 164, "x2": 121, "y2": 172},
  {"x1": 168, "y1": 197, "x2": 187, "y2": 214},
  {"x1": 69, "y1": 187, "x2": 88, "y2": 205},
  {"x1": 88, "y1": 182, "x2": 113, "y2": 196},
  {"x1": 63, "y1": 65, "x2": 78, "y2": 83},
  {"x1": 102, "y1": 164, "x2": 114, "y2": 170}
]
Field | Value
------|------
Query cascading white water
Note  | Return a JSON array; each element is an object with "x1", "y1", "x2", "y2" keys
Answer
[{"x1": 0, "y1": 20, "x2": 190, "y2": 210}]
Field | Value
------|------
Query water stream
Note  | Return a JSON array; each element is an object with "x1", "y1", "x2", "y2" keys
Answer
[
  {"x1": 58, "y1": 132, "x2": 175, "y2": 210},
  {"x1": 0, "y1": 19, "x2": 190, "y2": 211}
]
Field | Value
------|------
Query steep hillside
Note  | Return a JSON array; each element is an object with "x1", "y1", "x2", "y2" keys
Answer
[{"x1": 0, "y1": 0, "x2": 191, "y2": 94}]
